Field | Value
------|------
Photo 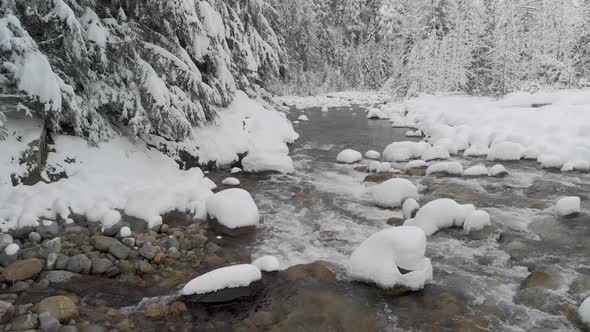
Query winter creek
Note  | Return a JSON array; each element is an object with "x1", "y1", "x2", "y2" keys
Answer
[{"x1": 15, "y1": 105, "x2": 590, "y2": 331}]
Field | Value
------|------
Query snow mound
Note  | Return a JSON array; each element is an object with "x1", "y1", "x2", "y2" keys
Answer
[
  {"x1": 464, "y1": 144, "x2": 489, "y2": 157},
  {"x1": 182, "y1": 264, "x2": 261, "y2": 295},
  {"x1": 337, "y1": 149, "x2": 362, "y2": 164},
  {"x1": 230, "y1": 167, "x2": 242, "y2": 174},
  {"x1": 555, "y1": 196, "x2": 581, "y2": 216},
  {"x1": 421, "y1": 146, "x2": 450, "y2": 161},
  {"x1": 561, "y1": 160, "x2": 590, "y2": 172},
  {"x1": 464, "y1": 165, "x2": 489, "y2": 177},
  {"x1": 366, "y1": 108, "x2": 389, "y2": 119},
  {"x1": 4, "y1": 243, "x2": 19, "y2": 256},
  {"x1": 405, "y1": 130, "x2": 422, "y2": 137},
  {"x1": 404, "y1": 199, "x2": 476, "y2": 236},
  {"x1": 538, "y1": 155, "x2": 563, "y2": 169},
  {"x1": 368, "y1": 178, "x2": 419, "y2": 208},
  {"x1": 252, "y1": 255, "x2": 280, "y2": 272},
  {"x1": 347, "y1": 226, "x2": 433, "y2": 290},
  {"x1": 206, "y1": 189, "x2": 259, "y2": 229},
  {"x1": 489, "y1": 164, "x2": 509, "y2": 177},
  {"x1": 376, "y1": 162, "x2": 392, "y2": 173},
  {"x1": 383, "y1": 141, "x2": 430, "y2": 162},
  {"x1": 119, "y1": 227, "x2": 132, "y2": 238},
  {"x1": 297, "y1": 115, "x2": 309, "y2": 121},
  {"x1": 365, "y1": 150, "x2": 381, "y2": 160},
  {"x1": 487, "y1": 142, "x2": 523, "y2": 161},
  {"x1": 463, "y1": 210, "x2": 491, "y2": 234},
  {"x1": 579, "y1": 297, "x2": 590, "y2": 326},
  {"x1": 406, "y1": 160, "x2": 427, "y2": 169},
  {"x1": 425, "y1": 162, "x2": 463, "y2": 176},
  {"x1": 368, "y1": 161, "x2": 381, "y2": 173},
  {"x1": 402, "y1": 198, "x2": 420, "y2": 219},
  {"x1": 221, "y1": 177, "x2": 240, "y2": 186}
]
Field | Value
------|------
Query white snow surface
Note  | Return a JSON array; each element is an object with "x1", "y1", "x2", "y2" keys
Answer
[
  {"x1": 206, "y1": 189, "x2": 259, "y2": 229},
  {"x1": 252, "y1": 255, "x2": 280, "y2": 272},
  {"x1": 347, "y1": 226, "x2": 433, "y2": 290},
  {"x1": 579, "y1": 297, "x2": 590, "y2": 325},
  {"x1": 368, "y1": 178, "x2": 419, "y2": 208},
  {"x1": 404, "y1": 199, "x2": 476, "y2": 236},
  {"x1": 181, "y1": 264, "x2": 262, "y2": 295},
  {"x1": 421, "y1": 145, "x2": 450, "y2": 161},
  {"x1": 464, "y1": 165, "x2": 489, "y2": 177},
  {"x1": 297, "y1": 115, "x2": 309, "y2": 121},
  {"x1": 3, "y1": 243, "x2": 19, "y2": 256},
  {"x1": 555, "y1": 196, "x2": 581, "y2": 216},
  {"x1": 365, "y1": 150, "x2": 381, "y2": 160},
  {"x1": 489, "y1": 164, "x2": 509, "y2": 177},
  {"x1": 336, "y1": 149, "x2": 362, "y2": 164},
  {"x1": 425, "y1": 161, "x2": 463, "y2": 176},
  {"x1": 463, "y1": 210, "x2": 492, "y2": 234}
]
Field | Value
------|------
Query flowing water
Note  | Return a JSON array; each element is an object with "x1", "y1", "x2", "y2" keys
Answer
[{"x1": 214, "y1": 105, "x2": 590, "y2": 331}]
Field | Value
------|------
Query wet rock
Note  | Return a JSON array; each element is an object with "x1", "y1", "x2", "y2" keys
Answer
[
  {"x1": 136, "y1": 232, "x2": 158, "y2": 245},
  {"x1": 64, "y1": 225, "x2": 88, "y2": 235},
  {"x1": 353, "y1": 165, "x2": 369, "y2": 172},
  {"x1": 14, "y1": 303, "x2": 32, "y2": 316},
  {"x1": 45, "y1": 271, "x2": 79, "y2": 284},
  {"x1": 46, "y1": 253, "x2": 58, "y2": 270},
  {"x1": 168, "y1": 236, "x2": 180, "y2": 249},
  {"x1": 206, "y1": 242, "x2": 222, "y2": 254},
  {"x1": 167, "y1": 247, "x2": 181, "y2": 259},
  {"x1": 406, "y1": 167, "x2": 427, "y2": 176},
  {"x1": 3, "y1": 258, "x2": 43, "y2": 281},
  {"x1": 185, "y1": 280, "x2": 263, "y2": 304},
  {"x1": 514, "y1": 287, "x2": 563, "y2": 314},
  {"x1": 569, "y1": 275, "x2": 590, "y2": 301},
  {"x1": 80, "y1": 324, "x2": 107, "y2": 332},
  {"x1": 117, "y1": 260, "x2": 136, "y2": 275},
  {"x1": 41, "y1": 237, "x2": 62, "y2": 256},
  {"x1": 0, "y1": 234, "x2": 14, "y2": 251},
  {"x1": 144, "y1": 303, "x2": 168, "y2": 318},
  {"x1": 39, "y1": 311, "x2": 61, "y2": 332},
  {"x1": 0, "y1": 300, "x2": 15, "y2": 323},
  {"x1": 66, "y1": 254, "x2": 92, "y2": 274},
  {"x1": 9, "y1": 281, "x2": 30, "y2": 292},
  {"x1": 121, "y1": 238, "x2": 135, "y2": 247},
  {"x1": 101, "y1": 222, "x2": 122, "y2": 237},
  {"x1": 90, "y1": 236, "x2": 129, "y2": 260},
  {"x1": 28, "y1": 232, "x2": 42, "y2": 243},
  {"x1": 159, "y1": 223, "x2": 170, "y2": 234},
  {"x1": 36, "y1": 296, "x2": 79, "y2": 323},
  {"x1": 363, "y1": 173, "x2": 396, "y2": 183},
  {"x1": 137, "y1": 260, "x2": 155, "y2": 274},
  {"x1": 60, "y1": 326, "x2": 78, "y2": 332},
  {"x1": 55, "y1": 254, "x2": 70, "y2": 270},
  {"x1": 284, "y1": 261, "x2": 337, "y2": 282},
  {"x1": 468, "y1": 225, "x2": 499, "y2": 240},
  {"x1": 37, "y1": 220, "x2": 60, "y2": 239},
  {"x1": 90, "y1": 258, "x2": 113, "y2": 275},
  {"x1": 520, "y1": 271, "x2": 559, "y2": 290},
  {"x1": 168, "y1": 301, "x2": 188, "y2": 315},
  {"x1": 139, "y1": 243, "x2": 159, "y2": 260},
  {"x1": 0, "y1": 294, "x2": 17, "y2": 304},
  {"x1": 153, "y1": 252, "x2": 167, "y2": 265},
  {"x1": 387, "y1": 217, "x2": 403, "y2": 226},
  {"x1": 529, "y1": 202, "x2": 546, "y2": 210},
  {"x1": 9, "y1": 313, "x2": 39, "y2": 330},
  {"x1": 252, "y1": 310, "x2": 273, "y2": 327}
]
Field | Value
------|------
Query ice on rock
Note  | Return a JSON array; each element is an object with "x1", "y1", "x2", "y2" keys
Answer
[
  {"x1": 206, "y1": 189, "x2": 259, "y2": 229},
  {"x1": 252, "y1": 255, "x2": 280, "y2": 272},
  {"x1": 538, "y1": 155, "x2": 562, "y2": 169},
  {"x1": 486, "y1": 141, "x2": 524, "y2": 161},
  {"x1": 365, "y1": 150, "x2": 381, "y2": 160},
  {"x1": 221, "y1": 177, "x2": 240, "y2": 186},
  {"x1": 297, "y1": 115, "x2": 309, "y2": 121},
  {"x1": 579, "y1": 297, "x2": 590, "y2": 326},
  {"x1": 336, "y1": 149, "x2": 362, "y2": 164},
  {"x1": 368, "y1": 178, "x2": 419, "y2": 208},
  {"x1": 4, "y1": 243, "x2": 19, "y2": 256},
  {"x1": 463, "y1": 210, "x2": 491, "y2": 234},
  {"x1": 425, "y1": 161, "x2": 463, "y2": 176},
  {"x1": 555, "y1": 196, "x2": 581, "y2": 216},
  {"x1": 182, "y1": 264, "x2": 262, "y2": 295},
  {"x1": 347, "y1": 226, "x2": 433, "y2": 290},
  {"x1": 421, "y1": 145, "x2": 450, "y2": 161},
  {"x1": 404, "y1": 199, "x2": 476, "y2": 236},
  {"x1": 464, "y1": 165, "x2": 489, "y2": 177},
  {"x1": 489, "y1": 164, "x2": 509, "y2": 177},
  {"x1": 402, "y1": 198, "x2": 420, "y2": 219},
  {"x1": 366, "y1": 108, "x2": 389, "y2": 119},
  {"x1": 383, "y1": 141, "x2": 430, "y2": 162},
  {"x1": 561, "y1": 160, "x2": 590, "y2": 172}
]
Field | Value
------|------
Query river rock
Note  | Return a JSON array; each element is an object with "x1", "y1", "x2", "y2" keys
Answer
[
  {"x1": 36, "y1": 296, "x2": 78, "y2": 323},
  {"x1": 144, "y1": 303, "x2": 168, "y2": 318},
  {"x1": 167, "y1": 247, "x2": 181, "y2": 259},
  {"x1": 39, "y1": 311, "x2": 61, "y2": 332},
  {"x1": 514, "y1": 287, "x2": 563, "y2": 314},
  {"x1": 139, "y1": 243, "x2": 159, "y2": 260},
  {"x1": 90, "y1": 236, "x2": 129, "y2": 259},
  {"x1": 45, "y1": 271, "x2": 81, "y2": 283},
  {"x1": 364, "y1": 173, "x2": 397, "y2": 183},
  {"x1": 0, "y1": 234, "x2": 14, "y2": 251},
  {"x1": 90, "y1": 258, "x2": 113, "y2": 275},
  {"x1": 520, "y1": 271, "x2": 559, "y2": 290},
  {"x1": 252, "y1": 310, "x2": 273, "y2": 328},
  {"x1": 284, "y1": 261, "x2": 337, "y2": 282},
  {"x1": 121, "y1": 237, "x2": 135, "y2": 247},
  {"x1": 0, "y1": 300, "x2": 15, "y2": 323},
  {"x1": 41, "y1": 237, "x2": 62, "y2": 256},
  {"x1": 80, "y1": 324, "x2": 107, "y2": 332},
  {"x1": 55, "y1": 254, "x2": 70, "y2": 270},
  {"x1": 186, "y1": 280, "x2": 263, "y2": 304},
  {"x1": 387, "y1": 217, "x2": 403, "y2": 226},
  {"x1": 8, "y1": 313, "x2": 39, "y2": 330},
  {"x1": 406, "y1": 167, "x2": 427, "y2": 176},
  {"x1": 66, "y1": 254, "x2": 92, "y2": 274},
  {"x1": 569, "y1": 275, "x2": 590, "y2": 300},
  {"x1": 101, "y1": 222, "x2": 123, "y2": 237},
  {"x1": 28, "y1": 231, "x2": 42, "y2": 243},
  {"x1": 47, "y1": 253, "x2": 58, "y2": 270},
  {"x1": 37, "y1": 220, "x2": 60, "y2": 239},
  {"x1": 3, "y1": 258, "x2": 43, "y2": 281},
  {"x1": 0, "y1": 294, "x2": 17, "y2": 304},
  {"x1": 60, "y1": 326, "x2": 78, "y2": 332},
  {"x1": 137, "y1": 260, "x2": 155, "y2": 274}
]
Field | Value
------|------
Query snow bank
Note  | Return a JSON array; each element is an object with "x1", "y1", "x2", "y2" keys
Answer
[
  {"x1": 348, "y1": 226, "x2": 432, "y2": 290},
  {"x1": 182, "y1": 264, "x2": 261, "y2": 295},
  {"x1": 464, "y1": 165, "x2": 489, "y2": 177},
  {"x1": 425, "y1": 162, "x2": 463, "y2": 176},
  {"x1": 389, "y1": 89, "x2": 590, "y2": 172},
  {"x1": 365, "y1": 150, "x2": 381, "y2": 160},
  {"x1": 368, "y1": 178, "x2": 419, "y2": 208},
  {"x1": 383, "y1": 141, "x2": 430, "y2": 162},
  {"x1": 463, "y1": 210, "x2": 491, "y2": 234},
  {"x1": 555, "y1": 196, "x2": 581, "y2": 216},
  {"x1": 404, "y1": 199, "x2": 476, "y2": 236},
  {"x1": 206, "y1": 189, "x2": 259, "y2": 229},
  {"x1": 366, "y1": 108, "x2": 389, "y2": 119},
  {"x1": 337, "y1": 149, "x2": 362, "y2": 164},
  {"x1": 252, "y1": 255, "x2": 280, "y2": 272},
  {"x1": 276, "y1": 91, "x2": 390, "y2": 109},
  {"x1": 579, "y1": 297, "x2": 590, "y2": 325}
]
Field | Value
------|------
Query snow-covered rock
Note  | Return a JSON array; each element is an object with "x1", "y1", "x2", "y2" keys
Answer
[
  {"x1": 383, "y1": 141, "x2": 430, "y2": 162},
  {"x1": 404, "y1": 199, "x2": 476, "y2": 236},
  {"x1": 348, "y1": 226, "x2": 432, "y2": 290},
  {"x1": 3, "y1": 243, "x2": 19, "y2": 256},
  {"x1": 538, "y1": 155, "x2": 563, "y2": 169},
  {"x1": 297, "y1": 115, "x2": 309, "y2": 121},
  {"x1": 252, "y1": 255, "x2": 280, "y2": 272},
  {"x1": 406, "y1": 160, "x2": 427, "y2": 169},
  {"x1": 489, "y1": 164, "x2": 509, "y2": 177},
  {"x1": 487, "y1": 142, "x2": 524, "y2": 161},
  {"x1": 230, "y1": 167, "x2": 243, "y2": 174},
  {"x1": 464, "y1": 165, "x2": 489, "y2": 177},
  {"x1": 337, "y1": 149, "x2": 362, "y2": 164},
  {"x1": 368, "y1": 161, "x2": 381, "y2": 173},
  {"x1": 368, "y1": 178, "x2": 419, "y2": 208},
  {"x1": 561, "y1": 160, "x2": 590, "y2": 172},
  {"x1": 119, "y1": 227, "x2": 132, "y2": 238},
  {"x1": 463, "y1": 210, "x2": 491, "y2": 234},
  {"x1": 579, "y1": 297, "x2": 590, "y2": 326},
  {"x1": 221, "y1": 177, "x2": 240, "y2": 186},
  {"x1": 182, "y1": 264, "x2": 262, "y2": 295},
  {"x1": 366, "y1": 108, "x2": 389, "y2": 119},
  {"x1": 376, "y1": 162, "x2": 392, "y2": 173},
  {"x1": 365, "y1": 150, "x2": 381, "y2": 160},
  {"x1": 206, "y1": 189, "x2": 259, "y2": 229},
  {"x1": 402, "y1": 198, "x2": 420, "y2": 219},
  {"x1": 425, "y1": 162, "x2": 463, "y2": 176},
  {"x1": 555, "y1": 196, "x2": 581, "y2": 216},
  {"x1": 405, "y1": 130, "x2": 422, "y2": 137},
  {"x1": 421, "y1": 146, "x2": 450, "y2": 161},
  {"x1": 464, "y1": 144, "x2": 489, "y2": 157}
]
